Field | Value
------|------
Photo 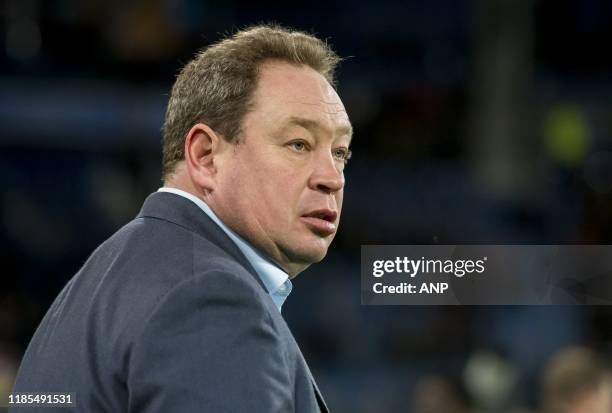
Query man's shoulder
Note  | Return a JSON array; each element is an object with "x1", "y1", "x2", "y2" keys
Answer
[
  {"x1": 36, "y1": 209, "x2": 270, "y2": 357},
  {"x1": 91, "y1": 211, "x2": 255, "y2": 298},
  {"x1": 105, "y1": 191, "x2": 254, "y2": 279},
  {"x1": 11, "y1": 210, "x2": 282, "y2": 411}
]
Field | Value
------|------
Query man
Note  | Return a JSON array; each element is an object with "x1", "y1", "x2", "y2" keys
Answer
[
  {"x1": 11, "y1": 25, "x2": 352, "y2": 412},
  {"x1": 540, "y1": 347, "x2": 612, "y2": 413}
]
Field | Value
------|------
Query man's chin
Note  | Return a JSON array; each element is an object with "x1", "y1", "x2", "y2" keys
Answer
[
  {"x1": 282, "y1": 241, "x2": 330, "y2": 270},
  {"x1": 298, "y1": 243, "x2": 332, "y2": 264}
]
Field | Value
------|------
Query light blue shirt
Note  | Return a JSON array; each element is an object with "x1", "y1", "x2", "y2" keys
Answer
[{"x1": 158, "y1": 187, "x2": 292, "y2": 311}]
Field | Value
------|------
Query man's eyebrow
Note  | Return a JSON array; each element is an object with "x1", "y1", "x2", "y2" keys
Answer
[{"x1": 285, "y1": 116, "x2": 353, "y2": 142}]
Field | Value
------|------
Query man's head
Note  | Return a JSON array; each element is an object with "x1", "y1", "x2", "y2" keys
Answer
[
  {"x1": 162, "y1": 25, "x2": 352, "y2": 277},
  {"x1": 541, "y1": 347, "x2": 612, "y2": 413}
]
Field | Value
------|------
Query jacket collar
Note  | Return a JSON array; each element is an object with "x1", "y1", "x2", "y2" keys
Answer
[{"x1": 136, "y1": 191, "x2": 267, "y2": 292}]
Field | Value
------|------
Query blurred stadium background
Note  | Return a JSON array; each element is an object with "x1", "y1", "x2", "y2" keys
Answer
[{"x1": 2, "y1": 0, "x2": 612, "y2": 412}]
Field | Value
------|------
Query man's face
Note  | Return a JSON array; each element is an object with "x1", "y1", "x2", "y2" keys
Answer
[
  {"x1": 211, "y1": 61, "x2": 352, "y2": 276},
  {"x1": 580, "y1": 377, "x2": 612, "y2": 413}
]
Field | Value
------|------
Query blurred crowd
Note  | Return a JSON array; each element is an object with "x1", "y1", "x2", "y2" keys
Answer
[
  {"x1": 408, "y1": 346, "x2": 612, "y2": 413},
  {"x1": 3, "y1": 0, "x2": 612, "y2": 412}
]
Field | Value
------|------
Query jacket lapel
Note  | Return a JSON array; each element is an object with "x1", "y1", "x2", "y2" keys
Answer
[
  {"x1": 274, "y1": 312, "x2": 330, "y2": 413},
  {"x1": 307, "y1": 364, "x2": 329, "y2": 413}
]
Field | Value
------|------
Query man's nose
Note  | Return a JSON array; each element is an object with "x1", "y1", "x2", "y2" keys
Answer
[{"x1": 309, "y1": 151, "x2": 345, "y2": 194}]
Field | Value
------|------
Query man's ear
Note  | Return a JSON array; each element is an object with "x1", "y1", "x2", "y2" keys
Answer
[{"x1": 184, "y1": 123, "x2": 223, "y2": 191}]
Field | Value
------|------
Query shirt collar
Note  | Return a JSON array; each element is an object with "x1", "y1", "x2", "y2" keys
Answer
[{"x1": 157, "y1": 187, "x2": 292, "y2": 311}]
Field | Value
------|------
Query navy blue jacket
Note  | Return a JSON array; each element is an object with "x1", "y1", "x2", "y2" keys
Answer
[{"x1": 11, "y1": 192, "x2": 328, "y2": 412}]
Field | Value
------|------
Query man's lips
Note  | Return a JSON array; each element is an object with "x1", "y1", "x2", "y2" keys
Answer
[{"x1": 300, "y1": 209, "x2": 338, "y2": 236}]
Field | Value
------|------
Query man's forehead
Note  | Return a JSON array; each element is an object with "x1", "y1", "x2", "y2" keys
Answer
[
  {"x1": 283, "y1": 115, "x2": 353, "y2": 141},
  {"x1": 254, "y1": 62, "x2": 351, "y2": 138},
  {"x1": 256, "y1": 62, "x2": 340, "y2": 106}
]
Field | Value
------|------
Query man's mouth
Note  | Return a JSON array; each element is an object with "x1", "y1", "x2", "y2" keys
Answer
[{"x1": 300, "y1": 209, "x2": 338, "y2": 236}]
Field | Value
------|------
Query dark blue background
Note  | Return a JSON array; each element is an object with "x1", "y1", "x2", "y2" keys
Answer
[{"x1": 2, "y1": 1, "x2": 612, "y2": 411}]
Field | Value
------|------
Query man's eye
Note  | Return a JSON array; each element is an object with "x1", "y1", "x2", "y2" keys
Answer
[
  {"x1": 333, "y1": 147, "x2": 352, "y2": 162},
  {"x1": 289, "y1": 141, "x2": 307, "y2": 151}
]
